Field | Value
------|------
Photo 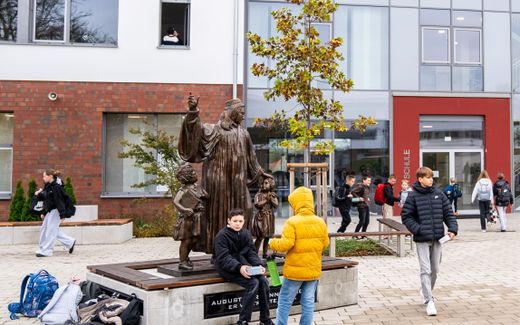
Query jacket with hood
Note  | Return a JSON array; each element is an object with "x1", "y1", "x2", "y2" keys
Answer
[
  {"x1": 37, "y1": 180, "x2": 68, "y2": 218},
  {"x1": 401, "y1": 182, "x2": 458, "y2": 243},
  {"x1": 213, "y1": 226, "x2": 262, "y2": 281},
  {"x1": 269, "y1": 187, "x2": 329, "y2": 281}
]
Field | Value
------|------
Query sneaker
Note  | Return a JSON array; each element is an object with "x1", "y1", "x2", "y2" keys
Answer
[
  {"x1": 481, "y1": 230, "x2": 487, "y2": 233},
  {"x1": 69, "y1": 240, "x2": 76, "y2": 254},
  {"x1": 426, "y1": 300, "x2": 437, "y2": 316},
  {"x1": 501, "y1": 229, "x2": 507, "y2": 232},
  {"x1": 35, "y1": 253, "x2": 47, "y2": 257}
]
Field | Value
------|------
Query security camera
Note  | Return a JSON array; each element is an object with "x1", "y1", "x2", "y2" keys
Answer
[{"x1": 48, "y1": 92, "x2": 58, "y2": 101}]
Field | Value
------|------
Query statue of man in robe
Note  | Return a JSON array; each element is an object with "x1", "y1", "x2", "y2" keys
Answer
[{"x1": 178, "y1": 94, "x2": 272, "y2": 253}]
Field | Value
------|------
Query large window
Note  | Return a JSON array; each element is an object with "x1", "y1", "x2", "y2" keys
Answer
[
  {"x1": 512, "y1": 14, "x2": 520, "y2": 92},
  {"x1": 103, "y1": 114, "x2": 182, "y2": 196},
  {"x1": 0, "y1": 0, "x2": 17, "y2": 41},
  {"x1": 160, "y1": 0, "x2": 190, "y2": 46},
  {"x1": 420, "y1": 9, "x2": 482, "y2": 91},
  {"x1": 0, "y1": 113, "x2": 14, "y2": 197}
]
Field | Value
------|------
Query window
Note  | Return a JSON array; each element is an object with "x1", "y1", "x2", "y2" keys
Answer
[
  {"x1": 33, "y1": 0, "x2": 118, "y2": 44},
  {"x1": 160, "y1": 0, "x2": 190, "y2": 46},
  {"x1": 0, "y1": 0, "x2": 17, "y2": 41},
  {"x1": 103, "y1": 113, "x2": 183, "y2": 196},
  {"x1": 0, "y1": 113, "x2": 14, "y2": 197},
  {"x1": 422, "y1": 28, "x2": 450, "y2": 63},
  {"x1": 420, "y1": 9, "x2": 482, "y2": 91},
  {"x1": 512, "y1": 14, "x2": 520, "y2": 92}
]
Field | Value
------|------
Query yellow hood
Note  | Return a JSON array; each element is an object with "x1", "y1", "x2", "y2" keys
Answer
[{"x1": 288, "y1": 186, "x2": 314, "y2": 216}]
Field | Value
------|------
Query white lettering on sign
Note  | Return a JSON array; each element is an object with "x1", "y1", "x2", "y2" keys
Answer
[{"x1": 403, "y1": 149, "x2": 411, "y2": 180}]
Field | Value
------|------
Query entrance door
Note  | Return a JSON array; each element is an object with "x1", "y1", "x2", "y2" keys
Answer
[{"x1": 421, "y1": 149, "x2": 483, "y2": 214}]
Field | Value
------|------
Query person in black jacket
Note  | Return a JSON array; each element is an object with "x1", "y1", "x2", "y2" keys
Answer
[
  {"x1": 336, "y1": 174, "x2": 356, "y2": 233},
  {"x1": 382, "y1": 175, "x2": 400, "y2": 218},
  {"x1": 493, "y1": 172, "x2": 513, "y2": 232},
  {"x1": 35, "y1": 169, "x2": 76, "y2": 257},
  {"x1": 401, "y1": 167, "x2": 458, "y2": 317},
  {"x1": 213, "y1": 209, "x2": 273, "y2": 325}
]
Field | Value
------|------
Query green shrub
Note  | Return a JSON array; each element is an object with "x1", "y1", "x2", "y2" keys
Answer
[
  {"x1": 133, "y1": 207, "x2": 177, "y2": 238},
  {"x1": 21, "y1": 179, "x2": 39, "y2": 221},
  {"x1": 8, "y1": 181, "x2": 25, "y2": 222},
  {"x1": 64, "y1": 177, "x2": 77, "y2": 205}
]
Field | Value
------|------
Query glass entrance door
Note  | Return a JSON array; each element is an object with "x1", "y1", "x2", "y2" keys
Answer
[{"x1": 421, "y1": 149, "x2": 483, "y2": 214}]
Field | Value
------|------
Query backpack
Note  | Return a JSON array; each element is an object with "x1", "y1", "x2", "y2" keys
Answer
[
  {"x1": 38, "y1": 283, "x2": 83, "y2": 325},
  {"x1": 496, "y1": 182, "x2": 512, "y2": 204},
  {"x1": 119, "y1": 294, "x2": 142, "y2": 325},
  {"x1": 453, "y1": 183, "x2": 462, "y2": 198},
  {"x1": 62, "y1": 192, "x2": 76, "y2": 218},
  {"x1": 374, "y1": 183, "x2": 387, "y2": 205},
  {"x1": 477, "y1": 180, "x2": 491, "y2": 201},
  {"x1": 8, "y1": 270, "x2": 59, "y2": 320}
]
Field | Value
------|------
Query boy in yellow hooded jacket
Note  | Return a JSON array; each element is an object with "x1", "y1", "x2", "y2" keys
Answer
[{"x1": 269, "y1": 186, "x2": 329, "y2": 325}]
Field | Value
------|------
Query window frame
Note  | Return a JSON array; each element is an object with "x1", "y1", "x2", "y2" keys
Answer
[
  {"x1": 0, "y1": 112, "x2": 14, "y2": 198},
  {"x1": 453, "y1": 27, "x2": 482, "y2": 65},
  {"x1": 158, "y1": 0, "x2": 191, "y2": 49},
  {"x1": 32, "y1": 0, "x2": 68, "y2": 43},
  {"x1": 422, "y1": 27, "x2": 451, "y2": 64}
]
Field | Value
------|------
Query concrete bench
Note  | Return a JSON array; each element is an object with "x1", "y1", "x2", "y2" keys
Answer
[
  {"x1": 0, "y1": 219, "x2": 133, "y2": 245},
  {"x1": 377, "y1": 218, "x2": 413, "y2": 256}
]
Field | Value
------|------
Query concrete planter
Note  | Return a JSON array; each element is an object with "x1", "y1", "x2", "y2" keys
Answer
[{"x1": 69, "y1": 205, "x2": 98, "y2": 222}]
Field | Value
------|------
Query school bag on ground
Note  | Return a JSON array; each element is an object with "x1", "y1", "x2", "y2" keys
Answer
[
  {"x1": 374, "y1": 183, "x2": 387, "y2": 205},
  {"x1": 8, "y1": 270, "x2": 59, "y2": 320},
  {"x1": 38, "y1": 283, "x2": 83, "y2": 325},
  {"x1": 477, "y1": 180, "x2": 491, "y2": 201}
]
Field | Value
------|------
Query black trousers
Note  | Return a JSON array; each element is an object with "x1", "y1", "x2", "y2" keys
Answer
[
  {"x1": 337, "y1": 207, "x2": 352, "y2": 232},
  {"x1": 478, "y1": 200, "x2": 491, "y2": 230},
  {"x1": 453, "y1": 198, "x2": 458, "y2": 212},
  {"x1": 355, "y1": 206, "x2": 370, "y2": 232},
  {"x1": 232, "y1": 275, "x2": 271, "y2": 323}
]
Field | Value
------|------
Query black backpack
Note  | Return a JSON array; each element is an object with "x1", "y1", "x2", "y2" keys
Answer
[
  {"x1": 496, "y1": 182, "x2": 512, "y2": 204},
  {"x1": 62, "y1": 192, "x2": 76, "y2": 218},
  {"x1": 119, "y1": 294, "x2": 142, "y2": 325},
  {"x1": 332, "y1": 186, "x2": 346, "y2": 207}
]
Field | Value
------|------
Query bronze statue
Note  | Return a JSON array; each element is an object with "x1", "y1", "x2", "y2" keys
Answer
[
  {"x1": 178, "y1": 94, "x2": 271, "y2": 253},
  {"x1": 173, "y1": 164, "x2": 208, "y2": 270},
  {"x1": 251, "y1": 177, "x2": 278, "y2": 257}
]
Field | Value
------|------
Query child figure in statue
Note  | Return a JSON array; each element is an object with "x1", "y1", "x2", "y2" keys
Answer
[
  {"x1": 251, "y1": 178, "x2": 278, "y2": 258},
  {"x1": 173, "y1": 164, "x2": 208, "y2": 270}
]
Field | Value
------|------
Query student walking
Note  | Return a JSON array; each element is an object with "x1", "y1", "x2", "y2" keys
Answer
[
  {"x1": 443, "y1": 178, "x2": 462, "y2": 216},
  {"x1": 381, "y1": 175, "x2": 400, "y2": 218},
  {"x1": 35, "y1": 169, "x2": 76, "y2": 257},
  {"x1": 401, "y1": 167, "x2": 458, "y2": 317},
  {"x1": 335, "y1": 174, "x2": 356, "y2": 233},
  {"x1": 213, "y1": 208, "x2": 273, "y2": 325},
  {"x1": 471, "y1": 170, "x2": 495, "y2": 232},
  {"x1": 351, "y1": 175, "x2": 372, "y2": 235},
  {"x1": 493, "y1": 172, "x2": 513, "y2": 232},
  {"x1": 269, "y1": 187, "x2": 329, "y2": 325}
]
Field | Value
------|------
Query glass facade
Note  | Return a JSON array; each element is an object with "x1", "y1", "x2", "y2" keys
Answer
[{"x1": 103, "y1": 113, "x2": 182, "y2": 195}]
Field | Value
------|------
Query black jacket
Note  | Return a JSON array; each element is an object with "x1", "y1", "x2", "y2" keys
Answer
[
  {"x1": 335, "y1": 183, "x2": 352, "y2": 210},
  {"x1": 401, "y1": 182, "x2": 458, "y2": 243},
  {"x1": 37, "y1": 181, "x2": 68, "y2": 218},
  {"x1": 383, "y1": 182, "x2": 399, "y2": 206},
  {"x1": 213, "y1": 226, "x2": 262, "y2": 281}
]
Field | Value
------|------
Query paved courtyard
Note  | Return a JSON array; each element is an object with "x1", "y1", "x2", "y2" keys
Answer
[{"x1": 1, "y1": 214, "x2": 519, "y2": 324}]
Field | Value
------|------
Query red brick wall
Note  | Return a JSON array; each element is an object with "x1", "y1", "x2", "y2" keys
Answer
[{"x1": 0, "y1": 80, "x2": 244, "y2": 221}]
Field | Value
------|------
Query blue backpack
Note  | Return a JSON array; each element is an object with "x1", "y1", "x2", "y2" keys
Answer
[{"x1": 8, "y1": 270, "x2": 59, "y2": 320}]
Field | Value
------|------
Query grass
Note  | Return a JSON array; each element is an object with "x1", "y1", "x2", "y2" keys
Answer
[{"x1": 326, "y1": 238, "x2": 393, "y2": 257}]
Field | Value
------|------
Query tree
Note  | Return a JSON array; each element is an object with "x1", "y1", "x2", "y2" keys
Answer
[
  {"x1": 247, "y1": 0, "x2": 376, "y2": 164},
  {"x1": 21, "y1": 179, "x2": 39, "y2": 222},
  {"x1": 64, "y1": 177, "x2": 77, "y2": 205},
  {"x1": 119, "y1": 124, "x2": 183, "y2": 207},
  {"x1": 8, "y1": 181, "x2": 25, "y2": 222}
]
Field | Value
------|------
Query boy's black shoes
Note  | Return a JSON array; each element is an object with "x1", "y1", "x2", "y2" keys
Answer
[
  {"x1": 236, "y1": 321, "x2": 248, "y2": 325},
  {"x1": 35, "y1": 253, "x2": 47, "y2": 257}
]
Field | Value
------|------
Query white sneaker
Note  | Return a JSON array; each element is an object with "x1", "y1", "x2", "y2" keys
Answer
[
  {"x1": 481, "y1": 230, "x2": 487, "y2": 233},
  {"x1": 426, "y1": 300, "x2": 437, "y2": 316}
]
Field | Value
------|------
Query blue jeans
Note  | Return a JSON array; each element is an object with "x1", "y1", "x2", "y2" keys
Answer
[{"x1": 275, "y1": 278, "x2": 318, "y2": 325}]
